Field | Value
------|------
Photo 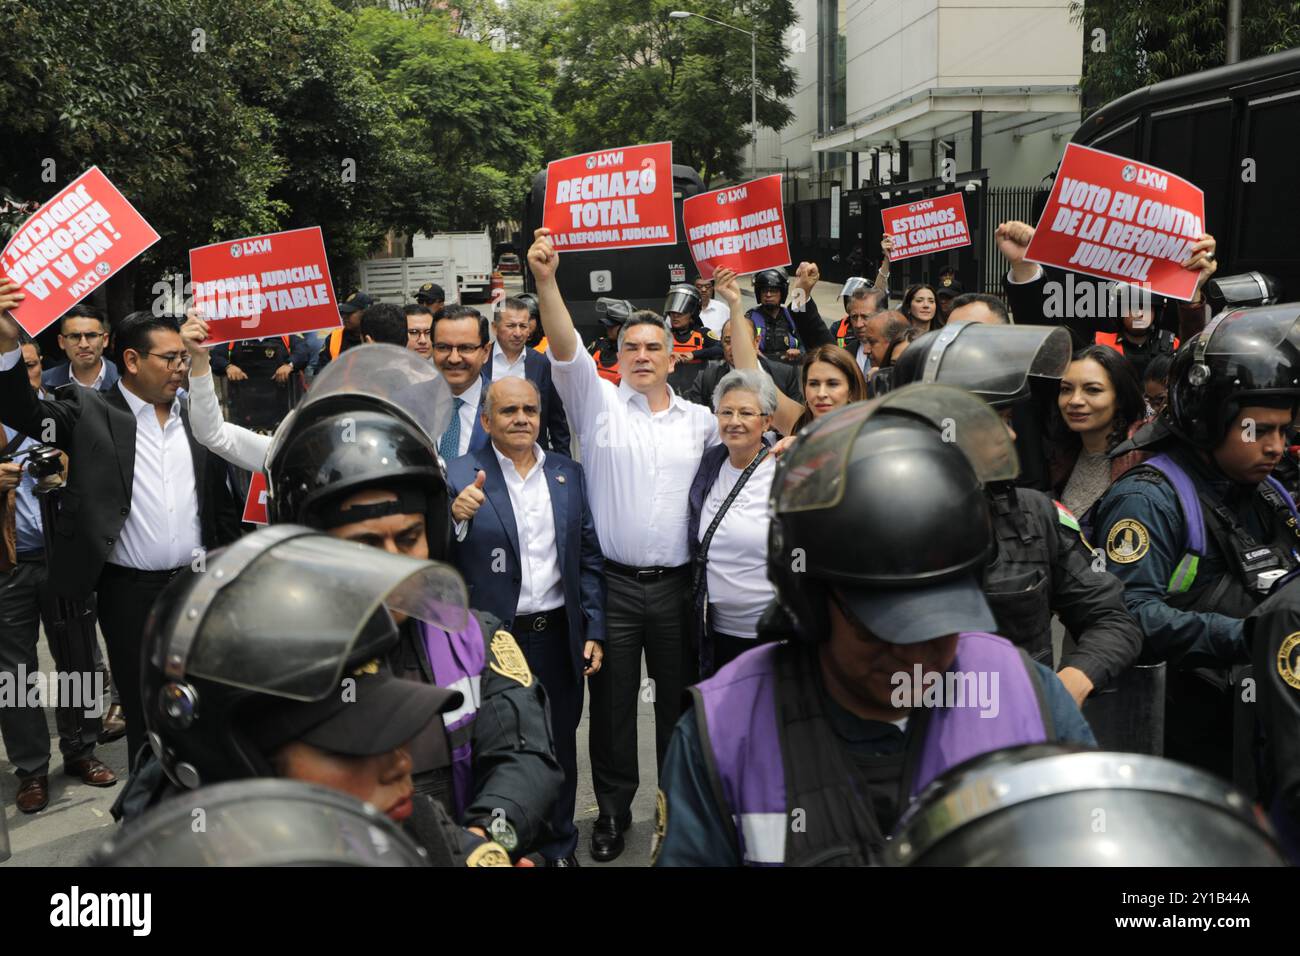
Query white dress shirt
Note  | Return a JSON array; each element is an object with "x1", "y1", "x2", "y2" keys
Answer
[
  {"x1": 698, "y1": 455, "x2": 776, "y2": 639},
  {"x1": 186, "y1": 369, "x2": 271, "y2": 471},
  {"x1": 447, "y1": 377, "x2": 483, "y2": 458},
  {"x1": 69, "y1": 358, "x2": 107, "y2": 389},
  {"x1": 493, "y1": 443, "x2": 565, "y2": 614},
  {"x1": 111, "y1": 381, "x2": 203, "y2": 571},
  {"x1": 699, "y1": 300, "x2": 730, "y2": 336},
  {"x1": 548, "y1": 338, "x2": 718, "y2": 568},
  {"x1": 490, "y1": 342, "x2": 529, "y2": 383}
]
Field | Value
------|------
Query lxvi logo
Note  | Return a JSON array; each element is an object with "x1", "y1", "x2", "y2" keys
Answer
[
  {"x1": 230, "y1": 238, "x2": 272, "y2": 258},
  {"x1": 50, "y1": 886, "x2": 151, "y2": 936}
]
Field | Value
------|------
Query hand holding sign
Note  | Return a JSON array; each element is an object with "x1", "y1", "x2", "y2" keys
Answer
[
  {"x1": 0, "y1": 279, "x2": 24, "y2": 352},
  {"x1": 713, "y1": 268, "x2": 741, "y2": 307},
  {"x1": 1181, "y1": 234, "x2": 1218, "y2": 296}
]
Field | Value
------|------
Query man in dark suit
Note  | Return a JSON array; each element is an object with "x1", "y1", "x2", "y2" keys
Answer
[
  {"x1": 684, "y1": 314, "x2": 802, "y2": 408},
  {"x1": 446, "y1": 376, "x2": 605, "y2": 866},
  {"x1": 0, "y1": 296, "x2": 241, "y2": 772},
  {"x1": 41, "y1": 303, "x2": 120, "y2": 392},
  {"x1": 433, "y1": 306, "x2": 493, "y2": 460},
  {"x1": 481, "y1": 297, "x2": 571, "y2": 455}
]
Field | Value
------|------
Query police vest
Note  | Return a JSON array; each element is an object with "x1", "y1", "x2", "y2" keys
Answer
[
  {"x1": 672, "y1": 328, "x2": 704, "y2": 358},
  {"x1": 748, "y1": 307, "x2": 801, "y2": 357},
  {"x1": 417, "y1": 615, "x2": 486, "y2": 818},
  {"x1": 589, "y1": 339, "x2": 620, "y2": 384},
  {"x1": 229, "y1": 336, "x2": 292, "y2": 373},
  {"x1": 1094, "y1": 329, "x2": 1179, "y2": 356},
  {"x1": 834, "y1": 316, "x2": 852, "y2": 349},
  {"x1": 691, "y1": 634, "x2": 1050, "y2": 866}
]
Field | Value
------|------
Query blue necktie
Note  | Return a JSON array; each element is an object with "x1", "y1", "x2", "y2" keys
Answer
[{"x1": 439, "y1": 398, "x2": 464, "y2": 459}]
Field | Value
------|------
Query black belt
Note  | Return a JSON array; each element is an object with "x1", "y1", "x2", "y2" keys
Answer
[
  {"x1": 513, "y1": 607, "x2": 566, "y2": 633},
  {"x1": 604, "y1": 560, "x2": 690, "y2": 583},
  {"x1": 101, "y1": 562, "x2": 185, "y2": 584}
]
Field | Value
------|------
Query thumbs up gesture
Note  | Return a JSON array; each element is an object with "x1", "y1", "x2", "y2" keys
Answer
[{"x1": 452, "y1": 470, "x2": 488, "y2": 523}]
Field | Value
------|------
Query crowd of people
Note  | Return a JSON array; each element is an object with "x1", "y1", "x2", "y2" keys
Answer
[{"x1": 3, "y1": 207, "x2": 1300, "y2": 868}]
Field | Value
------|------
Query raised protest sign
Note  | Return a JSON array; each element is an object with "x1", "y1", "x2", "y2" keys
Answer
[
  {"x1": 242, "y1": 471, "x2": 269, "y2": 526},
  {"x1": 542, "y1": 142, "x2": 676, "y2": 252},
  {"x1": 1, "y1": 167, "x2": 160, "y2": 336},
  {"x1": 880, "y1": 192, "x2": 971, "y2": 262},
  {"x1": 682, "y1": 174, "x2": 790, "y2": 279},
  {"x1": 190, "y1": 226, "x2": 340, "y2": 346},
  {"x1": 1024, "y1": 143, "x2": 1205, "y2": 301}
]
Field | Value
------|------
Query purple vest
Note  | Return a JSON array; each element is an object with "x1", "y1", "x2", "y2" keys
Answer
[
  {"x1": 695, "y1": 632, "x2": 1048, "y2": 865},
  {"x1": 421, "y1": 616, "x2": 487, "y2": 817}
]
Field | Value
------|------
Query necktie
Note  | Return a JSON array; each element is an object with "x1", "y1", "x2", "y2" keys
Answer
[{"x1": 440, "y1": 398, "x2": 465, "y2": 459}]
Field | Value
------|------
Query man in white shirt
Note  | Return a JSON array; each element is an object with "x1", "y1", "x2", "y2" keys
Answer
[
  {"x1": 445, "y1": 376, "x2": 605, "y2": 866},
  {"x1": 432, "y1": 306, "x2": 491, "y2": 460},
  {"x1": 527, "y1": 227, "x2": 719, "y2": 863},
  {"x1": 694, "y1": 276, "x2": 730, "y2": 336}
]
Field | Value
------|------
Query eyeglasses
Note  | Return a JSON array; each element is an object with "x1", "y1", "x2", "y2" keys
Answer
[
  {"x1": 408, "y1": 328, "x2": 433, "y2": 339},
  {"x1": 62, "y1": 332, "x2": 103, "y2": 343},
  {"x1": 717, "y1": 409, "x2": 763, "y2": 422},
  {"x1": 432, "y1": 343, "x2": 483, "y2": 356},
  {"x1": 145, "y1": 351, "x2": 192, "y2": 370}
]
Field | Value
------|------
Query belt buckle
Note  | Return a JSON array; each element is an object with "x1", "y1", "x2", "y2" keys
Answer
[
  {"x1": 635, "y1": 569, "x2": 659, "y2": 583},
  {"x1": 533, "y1": 615, "x2": 548, "y2": 632}
]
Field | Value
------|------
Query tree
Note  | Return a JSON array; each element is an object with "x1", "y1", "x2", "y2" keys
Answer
[{"x1": 1072, "y1": 0, "x2": 1300, "y2": 112}]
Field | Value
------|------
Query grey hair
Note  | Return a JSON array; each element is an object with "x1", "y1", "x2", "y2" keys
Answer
[
  {"x1": 482, "y1": 376, "x2": 541, "y2": 417},
  {"x1": 712, "y1": 367, "x2": 778, "y2": 416},
  {"x1": 616, "y1": 310, "x2": 672, "y2": 352}
]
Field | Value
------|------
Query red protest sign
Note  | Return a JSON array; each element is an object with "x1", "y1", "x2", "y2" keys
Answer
[
  {"x1": 242, "y1": 471, "x2": 269, "y2": 525},
  {"x1": 0, "y1": 167, "x2": 160, "y2": 336},
  {"x1": 682, "y1": 174, "x2": 790, "y2": 279},
  {"x1": 1025, "y1": 143, "x2": 1205, "y2": 301},
  {"x1": 190, "y1": 227, "x2": 340, "y2": 346},
  {"x1": 542, "y1": 142, "x2": 676, "y2": 252},
  {"x1": 880, "y1": 192, "x2": 971, "y2": 262}
]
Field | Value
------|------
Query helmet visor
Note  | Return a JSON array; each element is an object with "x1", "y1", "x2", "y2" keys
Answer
[
  {"x1": 663, "y1": 288, "x2": 699, "y2": 317},
  {"x1": 921, "y1": 324, "x2": 1072, "y2": 403},
  {"x1": 839, "y1": 277, "x2": 871, "y2": 302},
  {"x1": 172, "y1": 529, "x2": 468, "y2": 701}
]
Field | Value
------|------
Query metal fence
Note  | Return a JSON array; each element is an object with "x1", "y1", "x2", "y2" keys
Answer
[{"x1": 983, "y1": 186, "x2": 1043, "y2": 299}]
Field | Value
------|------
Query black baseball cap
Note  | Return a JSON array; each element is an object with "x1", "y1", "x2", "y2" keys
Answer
[
  {"x1": 340, "y1": 291, "x2": 376, "y2": 315},
  {"x1": 936, "y1": 280, "x2": 964, "y2": 298},
  {"x1": 836, "y1": 574, "x2": 997, "y2": 645},
  {"x1": 415, "y1": 283, "x2": 445, "y2": 304},
  {"x1": 250, "y1": 659, "x2": 462, "y2": 757}
]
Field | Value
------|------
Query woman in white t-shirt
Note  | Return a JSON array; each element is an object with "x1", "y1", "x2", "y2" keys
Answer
[{"x1": 687, "y1": 368, "x2": 779, "y2": 676}]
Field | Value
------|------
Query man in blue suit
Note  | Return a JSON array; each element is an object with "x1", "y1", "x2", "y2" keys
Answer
[
  {"x1": 447, "y1": 375, "x2": 605, "y2": 866},
  {"x1": 481, "y1": 297, "x2": 571, "y2": 455},
  {"x1": 433, "y1": 306, "x2": 493, "y2": 459},
  {"x1": 42, "y1": 304, "x2": 120, "y2": 392}
]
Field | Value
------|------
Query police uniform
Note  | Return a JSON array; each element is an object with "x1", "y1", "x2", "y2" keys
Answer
[
  {"x1": 745, "y1": 304, "x2": 803, "y2": 362},
  {"x1": 667, "y1": 321, "x2": 722, "y2": 394},
  {"x1": 587, "y1": 336, "x2": 620, "y2": 384},
  {"x1": 1246, "y1": 579, "x2": 1300, "y2": 860},
  {"x1": 215, "y1": 335, "x2": 308, "y2": 431},
  {"x1": 1094, "y1": 328, "x2": 1178, "y2": 382}
]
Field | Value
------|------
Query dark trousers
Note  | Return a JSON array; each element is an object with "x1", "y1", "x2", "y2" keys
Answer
[
  {"x1": 97, "y1": 563, "x2": 179, "y2": 772},
  {"x1": 708, "y1": 626, "x2": 758, "y2": 676},
  {"x1": 0, "y1": 559, "x2": 100, "y2": 778},
  {"x1": 516, "y1": 613, "x2": 582, "y2": 860},
  {"x1": 589, "y1": 568, "x2": 693, "y2": 819}
]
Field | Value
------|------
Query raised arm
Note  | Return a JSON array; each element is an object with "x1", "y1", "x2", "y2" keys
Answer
[
  {"x1": 181, "y1": 311, "x2": 273, "y2": 472},
  {"x1": 714, "y1": 268, "x2": 804, "y2": 435},
  {"x1": 527, "y1": 228, "x2": 578, "y2": 362}
]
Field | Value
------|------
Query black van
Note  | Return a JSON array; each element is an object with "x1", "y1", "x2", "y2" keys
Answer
[
  {"x1": 1068, "y1": 47, "x2": 1300, "y2": 299},
  {"x1": 521, "y1": 164, "x2": 705, "y2": 341}
]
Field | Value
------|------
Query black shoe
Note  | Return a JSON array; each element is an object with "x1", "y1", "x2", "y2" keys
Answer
[
  {"x1": 590, "y1": 813, "x2": 631, "y2": 863},
  {"x1": 549, "y1": 855, "x2": 580, "y2": 867}
]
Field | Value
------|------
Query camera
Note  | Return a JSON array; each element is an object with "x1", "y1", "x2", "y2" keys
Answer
[{"x1": 24, "y1": 444, "x2": 63, "y2": 482}]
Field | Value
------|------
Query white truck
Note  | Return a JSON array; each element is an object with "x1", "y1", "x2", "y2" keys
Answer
[
  {"x1": 359, "y1": 257, "x2": 458, "y2": 306},
  {"x1": 411, "y1": 230, "x2": 493, "y2": 302}
]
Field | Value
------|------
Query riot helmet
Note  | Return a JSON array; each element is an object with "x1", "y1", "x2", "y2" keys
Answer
[
  {"x1": 889, "y1": 745, "x2": 1287, "y2": 866},
  {"x1": 595, "y1": 297, "x2": 635, "y2": 327},
  {"x1": 141, "y1": 525, "x2": 467, "y2": 791},
  {"x1": 768, "y1": 385, "x2": 1014, "y2": 642},
  {"x1": 663, "y1": 283, "x2": 702, "y2": 319},
  {"x1": 839, "y1": 276, "x2": 872, "y2": 313},
  {"x1": 1167, "y1": 304, "x2": 1300, "y2": 449},
  {"x1": 893, "y1": 323, "x2": 1072, "y2": 408},
  {"x1": 515, "y1": 292, "x2": 541, "y2": 323},
  {"x1": 753, "y1": 268, "x2": 789, "y2": 303},
  {"x1": 266, "y1": 345, "x2": 454, "y2": 558},
  {"x1": 92, "y1": 780, "x2": 432, "y2": 867}
]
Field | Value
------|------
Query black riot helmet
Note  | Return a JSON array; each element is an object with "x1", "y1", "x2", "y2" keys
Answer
[
  {"x1": 768, "y1": 385, "x2": 1016, "y2": 642},
  {"x1": 753, "y1": 268, "x2": 789, "y2": 302},
  {"x1": 595, "y1": 296, "x2": 635, "y2": 327},
  {"x1": 893, "y1": 323, "x2": 1072, "y2": 408},
  {"x1": 141, "y1": 525, "x2": 468, "y2": 791},
  {"x1": 663, "y1": 283, "x2": 702, "y2": 319},
  {"x1": 515, "y1": 292, "x2": 541, "y2": 323},
  {"x1": 1167, "y1": 304, "x2": 1300, "y2": 449},
  {"x1": 92, "y1": 780, "x2": 432, "y2": 867},
  {"x1": 265, "y1": 345, "x2": 455, "y2": 558}
]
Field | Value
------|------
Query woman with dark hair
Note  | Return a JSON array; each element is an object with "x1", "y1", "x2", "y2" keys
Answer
[
  {"x1": 1050, "y1": 344, "x2": 1147, "y2": 520},
  {"x1": 902, "y1": 283, "x2": 941, "y2": 334},
  {"x1": 766, "y1": 343, "x2": 868, "y2": 435},
  {"x1": 866, "y1": 326, "x2": 918, "y2": 398}
]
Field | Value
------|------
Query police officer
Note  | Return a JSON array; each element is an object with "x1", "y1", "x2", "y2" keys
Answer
[
  {"x1": 587, "y1": 296, "x2": 630, "y2": 385},
  {"x1": 664, "y1": 283, "x2": 722, "y2": 393},
  {"x1": 518, "y1": 292, "x2": 547, "y2": 352},
  {"x1": 320, "y1": 291, "x2": 373, "y2": 368},
  {"x1": 893, "y1": 323, "x2": 1143, "y2": 706},
  {"x1": 266, "y1": 345, "x2": 564, "y2": 861},
  {"x1": 415, "y1": 281, "x2": 446, "y2": 315},
  {"x1": 211, "y1": 335, "x2": 311, "y2": 432},
  {"x1": 108, "y1": 526, "x2": 511, "y2": 866},
  {"x1": 1093, "y1": 305, "x2": 1300, "y2": 782},
  {"x1": 747, "y1": 267, "x2": 811, "y2": 364},
  {"x1": 1247, "y1": 577, "x2": 1300, "y2": 860},
  {"x1": 1092, "y1": 285, "x2": 1180, "y2": 382},
  {"x1": 652, "y1": 387, "x2": 1095, "y2": 866}
]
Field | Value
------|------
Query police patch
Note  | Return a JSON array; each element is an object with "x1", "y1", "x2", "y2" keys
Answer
[
  {"x1": 466, "y1": 842, "x2": 512, "y2": 867},
  {"x1": 650, "y1": 789, "x2": 668, "y2": 866},
  {"x1": 1106, "y1": 518, "x2": 1150, "y2": 564},
  {"x1": 488, "y1": 630, "x2": 533, "y2": 687},
  {"x1": 1278, "y1": 631, "x2": 1300, "y2": 691}
]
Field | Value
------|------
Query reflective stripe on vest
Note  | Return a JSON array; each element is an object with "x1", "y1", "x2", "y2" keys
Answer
[
  {"x1": 835, "y1": 317, "x2": 851, "y2": 348},
  {"x1": 421, "y1": 616, "x2": 488, "y2": 816},
  {"x1": 328, "y1": 327, "x2": 344, "y2": 359},
  {"x1": 694, "y1": 633, "x2": 1049, "y2": 866},
  {"x1": 590, "y1": 342, "x2": 621, "y2": 383},
  {"x1": 1095, "y1": 330, "x2": 1179, "y2": 354},
  {"x1": 672, "y1": 330, "x2": 704, "y2": 354}
]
